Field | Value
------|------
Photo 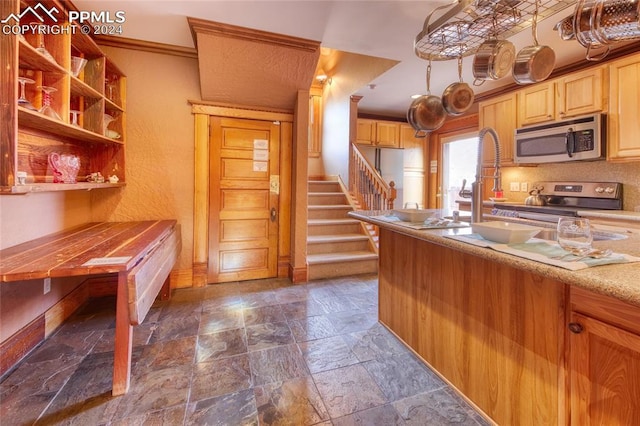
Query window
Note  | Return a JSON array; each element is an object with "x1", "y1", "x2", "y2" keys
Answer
[{"x1": 441, "y1": 133, "x2": 478, "y2": 217}]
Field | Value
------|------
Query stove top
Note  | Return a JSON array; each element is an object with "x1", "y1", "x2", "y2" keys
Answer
[{"x1": 490, "y1": 181, "x2": 623, "y2": 221}]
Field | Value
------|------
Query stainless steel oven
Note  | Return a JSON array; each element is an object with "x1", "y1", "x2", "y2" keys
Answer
[{"x1": 491, "y1": 181, "x2": 622, "y2": 223}]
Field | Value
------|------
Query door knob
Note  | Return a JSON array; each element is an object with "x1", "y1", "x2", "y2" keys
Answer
[
  {"x1": 270, "y1": 208, "x2": 277, "y2": 222},
  {"x1": 568, "y1": 322, "x2": 584, "y2": 334}
]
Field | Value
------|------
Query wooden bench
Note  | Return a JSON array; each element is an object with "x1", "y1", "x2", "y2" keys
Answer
[{"x1": 0, "y1": 220, "x2": 181, "y2": 395}]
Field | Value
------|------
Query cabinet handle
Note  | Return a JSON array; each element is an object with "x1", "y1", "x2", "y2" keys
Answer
[{"x1": 568, "y1": 322, "x2": 584, "y2": 334}]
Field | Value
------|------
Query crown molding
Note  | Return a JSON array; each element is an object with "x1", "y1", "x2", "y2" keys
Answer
[
  {"x1": 93, "y1": 35, "x2": 198, "y2": 59},
  {"x1": 187, "y1": 17, "x2": 320, "y2": 53}
]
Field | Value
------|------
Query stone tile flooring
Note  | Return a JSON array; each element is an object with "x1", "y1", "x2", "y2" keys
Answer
[{"x1": 0, "y1": 274, "x2": 490, "y2": 425}]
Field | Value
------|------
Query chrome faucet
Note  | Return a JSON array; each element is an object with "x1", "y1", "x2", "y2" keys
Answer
[{"x1": 458, "y1": 127, "x2": 502, "y2": 223}]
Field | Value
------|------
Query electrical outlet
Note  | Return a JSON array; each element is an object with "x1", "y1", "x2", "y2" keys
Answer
[
  {"x1": 44, "y1": 277, "x2": 51, "y2": 294},
  {"x1": 521, "y1": 182, "x2": 529, "y2": 192},
  {"x1": 509, "y1": 182, "x2": 520, "y2": 191}
]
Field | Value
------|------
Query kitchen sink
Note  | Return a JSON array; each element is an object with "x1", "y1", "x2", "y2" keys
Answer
[{"x1": 534, "y1": 228, "x2": 628, "y2": 241}]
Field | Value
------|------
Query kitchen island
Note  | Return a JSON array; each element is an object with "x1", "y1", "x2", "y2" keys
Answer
[{"x1": 350, "y1": 210, "x2": 640, "y2": 425}]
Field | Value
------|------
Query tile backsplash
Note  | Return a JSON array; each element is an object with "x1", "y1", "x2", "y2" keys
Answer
[{"x1": 500, "y1": 161, "x2": 639, "y2": 211}]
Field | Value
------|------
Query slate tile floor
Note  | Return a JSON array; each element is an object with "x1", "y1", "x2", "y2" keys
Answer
[{"x1": 0, "y1": 274, "x2": 490, "y2": 425}]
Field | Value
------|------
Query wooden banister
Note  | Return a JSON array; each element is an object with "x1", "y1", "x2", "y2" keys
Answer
[{"x1": 349, "y1": 144, "x2": 396, "y2": 211}]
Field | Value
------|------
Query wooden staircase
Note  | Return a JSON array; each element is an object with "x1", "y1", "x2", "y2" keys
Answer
[{"x1": 307, "y1": 179, "x2": 378, "y2": 280}]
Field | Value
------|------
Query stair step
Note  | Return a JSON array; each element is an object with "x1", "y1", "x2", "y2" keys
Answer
[
  {"x1": 308, "y1": 205, "x2": 352, "y2": 210},
  {"x1": 308, "y1": 205, "x2": 353, "y2": 220},
  {"x1": 307, "y1": 234, "x2": 368, "y2": 244},
  {"x1": 308, "y1": 218, "x2": 360, "y2": 225},
  {"x1": 307, "y1": 251, "x2": 378, "y2": 265},
  {"x1": 307, "y1": 234, "x2": 371, "y2": 255},
  {"x1": 308, "y1": 192, "x2": 348, "y2": 205},
  {"x1": 308, "y1": 181, "x2": 341, "y2": 193}
]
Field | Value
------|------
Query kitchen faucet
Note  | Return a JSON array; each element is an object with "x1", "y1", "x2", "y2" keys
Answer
[{"x1": 458, "y1": 127, "x2": 502, "y2": 223}]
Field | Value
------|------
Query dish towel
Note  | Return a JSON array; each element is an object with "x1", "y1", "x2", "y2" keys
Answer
[
  {"x1": 372, "y1": 215, "x2": 470, "y2": 230},
  {"x1": 444, "y1": 234, "x2": 640, "y2": 271}
]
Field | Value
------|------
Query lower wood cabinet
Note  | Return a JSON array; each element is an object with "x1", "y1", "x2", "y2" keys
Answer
[
  {"x1": 378, "y1": 229, "x2": 565, "y2": 425},
  {"x1": 569, "y1": 287, "x2": 640, "y2": 425},
  {"x1": 377, "y1": 227, "x2": 640, "y2": 425}
]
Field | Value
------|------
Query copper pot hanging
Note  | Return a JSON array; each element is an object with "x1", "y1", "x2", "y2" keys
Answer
[
  {"x1": 407, "y1": 61, "x2": 447, "y2": 135},
  {"x1": 442, "y1": 56, "x2": 475, "y2": 115}
]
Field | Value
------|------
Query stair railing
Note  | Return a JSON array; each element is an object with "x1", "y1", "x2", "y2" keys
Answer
[{"x1": 350, "y1": 144, "x2": 396, "y2": 211}]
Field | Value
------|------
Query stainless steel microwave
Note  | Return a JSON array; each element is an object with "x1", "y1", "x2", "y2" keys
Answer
[{"x1": 514, "y1": 114, "x2": 605, "y2": 164}]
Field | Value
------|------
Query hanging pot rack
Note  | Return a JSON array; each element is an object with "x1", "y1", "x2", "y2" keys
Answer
[{"x1": 415, "y1": 0, "x2": 577, "y2": 61}]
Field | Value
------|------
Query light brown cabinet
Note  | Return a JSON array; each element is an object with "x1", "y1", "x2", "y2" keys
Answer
[
  {"x1": 569, "y1": 287, "x2": 640, "y2": 425},
  {"x1": 556, "y1": 66, "x2": 606, "y2": 119},
  {"x1": 517, "y1": 81, "x2": 555, "y2": 126},
  {"x1": 356, "y1": 119, "x2": 403, "y2": 149},
  {"x1": 1, "y1": 0, "x2": 127, "y2": 193},
  {"x1": 517, "y1": 66, "x2": 607, "y2": 127},
  {"x1": 356, "y1": 119, "x2": 376, "y2": 145},
  {"x1": 607, "y1": 52, "x2": 640, "y2": 162},
  {"x1": 478, "y1": 93, "x2": 516, "y2": 166}
]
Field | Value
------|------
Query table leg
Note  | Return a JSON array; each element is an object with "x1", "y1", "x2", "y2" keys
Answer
[{"x1": 112, "y1": 271, "x2": 133, "y2": 396}]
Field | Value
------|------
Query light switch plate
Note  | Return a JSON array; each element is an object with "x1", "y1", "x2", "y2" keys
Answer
[
  {"x1": 510, "y1": 182, "x2": 520, "y2": 191},
  {"x1": 521, "y1": 182, "x2": 528, "y2": 192}
]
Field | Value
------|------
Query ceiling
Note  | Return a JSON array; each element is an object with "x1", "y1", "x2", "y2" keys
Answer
[{"x1": 74, "y1": 0, "x2": 617, "y2": 118}]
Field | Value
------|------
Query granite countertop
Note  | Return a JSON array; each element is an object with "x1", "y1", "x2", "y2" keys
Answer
[{"x1": 349, "y1": 210, "x2": 640, "y2": 308}]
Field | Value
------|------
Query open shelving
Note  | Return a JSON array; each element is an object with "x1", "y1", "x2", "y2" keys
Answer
[{"x1": 1, "y1": 0, "x2": 127, "y2": 194}]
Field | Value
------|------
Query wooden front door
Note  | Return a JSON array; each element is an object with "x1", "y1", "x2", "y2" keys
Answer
[{"x1": 208, "y1": 117, "x2": 280, "y2": 283}]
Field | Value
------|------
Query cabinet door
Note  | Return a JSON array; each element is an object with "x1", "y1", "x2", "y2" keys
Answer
[
  {"x1": 557, "y1": 66, "x2": 606, "y2": 119},
  {"x1": 376, "y1": 122, "x2": 401, "y2": 148},
  {"x1": 569, "y1": 312, "x2": 640, "y2": 425},
  {"x1": 356, "y1": 119, "x2": 376, "y2": 145},
  {"x1": 608, "y1": 53, "x2": 640, "y2": 161},
  {"x1": 517, "y1": 81, "x2": 555, "y2": 126},
  {"x1": 479, "y1": 93, "x2": 516, "y2": 166}
]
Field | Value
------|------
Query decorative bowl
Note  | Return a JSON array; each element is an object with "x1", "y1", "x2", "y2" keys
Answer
[
  {"x1": 106, "y1": 129, "x2": 121, "y2": 139},
  {"x1": 471, "y1": 221, "x2": 540, "y2": 243},
  {"x1": 392, "y1": 209, "x2": 438, "y2": 222}
]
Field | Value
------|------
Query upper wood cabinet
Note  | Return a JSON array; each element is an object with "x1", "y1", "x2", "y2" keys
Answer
[
  {"x1": 517, "y1": 81, "x2": 555, "y2": 126},
  {"x1": 356, "y1": 119, "x2": 376, "y2": 145},
  {"x1": 569, "y1": 287, "x2": 640, "y2": 425},
  {"x1": 517, "y1": 66, "x2": 607, "y2": 127},
  {"x1": 556, "y1": 66, "x2": 607, "y2": 119},
  {"x1": 607, "y1": 52, "x2": 640, "y2": 162},
  {"x1": 478, "y1": 93, "x2": 517, "y2": 166},
  {"x1": 376, "y1": 121, "x2": 401, "y2": 148},
  {"x1": 1, "y1": 0, "x2": 127, "y2": 194},
  {"x1": 356, "y1": 119, "x2": 403, "y2": 149}
]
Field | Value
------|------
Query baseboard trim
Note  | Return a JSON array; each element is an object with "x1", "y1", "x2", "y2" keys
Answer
[
  {"x1": 171, "y1": 268, "x2": 193, "y2": 289},
  {"x1": 289, "y1": 264, "x2": 308, "y2": 283},
  {"x1": 0, "y1": 315, "x2": 45, "y2": 379},
  {"x1": 44, "y1": 284, "x2": 90, "y2": 338},
  {"x1": 192, "y1": 262, "x2": 208, "y2": 287}
]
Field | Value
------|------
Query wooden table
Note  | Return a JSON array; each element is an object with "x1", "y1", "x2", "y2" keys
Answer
[{"x1": 0, "y1": 220, "x2": 181, "y2": 395}]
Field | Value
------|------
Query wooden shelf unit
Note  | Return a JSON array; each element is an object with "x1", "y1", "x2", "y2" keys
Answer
[{"x1": 1, "y1": 0, "x2": 127, "y2": 194}]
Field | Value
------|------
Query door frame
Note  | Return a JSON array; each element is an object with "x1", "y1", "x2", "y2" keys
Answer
[{"x1": 191, "y1": 102, "x2": 293, "y2": 286}]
